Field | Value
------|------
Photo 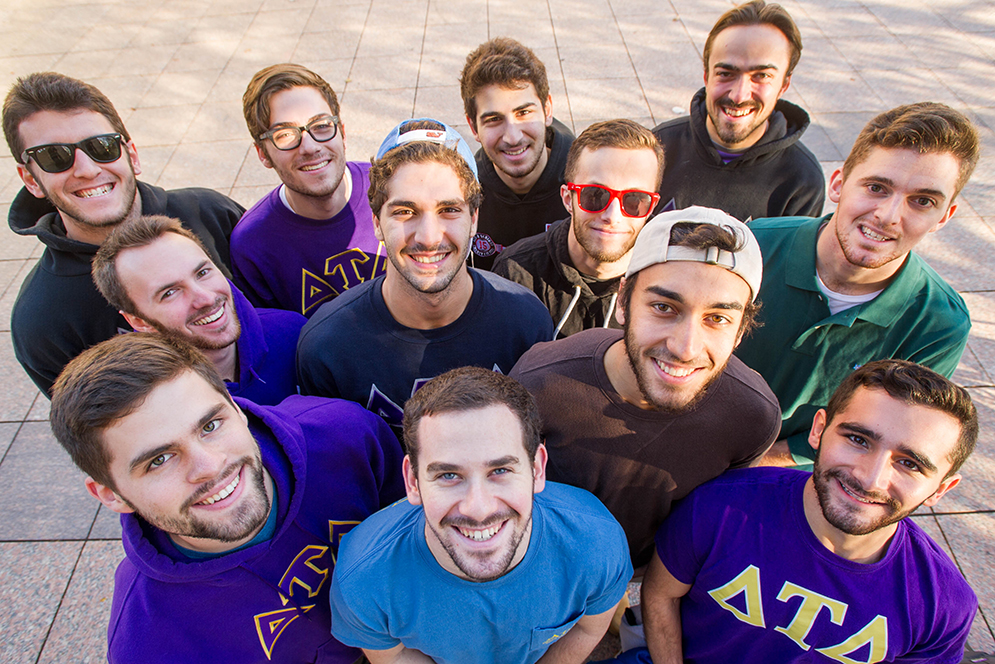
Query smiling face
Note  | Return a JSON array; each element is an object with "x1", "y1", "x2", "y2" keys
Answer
[
  {"x1": 404, "y1": 404, "x2": 547, "y2": 582},
  {"x1": 116, "y1": 233, "x2": 240, "y2": 351},
  {"x1": 255, "y1": 86, "x2": 347, "y2": 202},
  {"x1": 16, "y1": 109, "x2": 141, "y2": 244},
  {"x1": 809, "y1": 386, "x2": 961, "y2": 540},
  {"x1": 827, "y1": 146, "x2": 959, "y2": 275},
  {"x1": 563, "y1": 146, "x2": 661, "y2": 278},
  {"x1": 374, "y1": 160, "x2": 477, "y2": 295},
  {"x1": 703, "y1": 24, "x2": 792, "y2": 150},
  {"x1": 617, "y1": 261, "x2": 751, "y2": 412},
  {"x1": 88, "y1": 370, "x2": 271, "y2": 553},
  {"x1": 469, "y1": 83, "x2": 553, "y2": 192}
]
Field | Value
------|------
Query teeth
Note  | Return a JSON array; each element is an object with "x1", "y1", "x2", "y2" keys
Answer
[
  {"x1": 724, "y1": 107, "x2": 753, "y2": 117},
  {"x1": 193, "y1": 304, "x2": 224, "y2": 326},
  {"x1": 503, "y1": 146, "x2": 527, "y2": 156},
  {"x1": 412, "y1": 254, "x2": 447, "y2": 264},
  {"x1": 861, "y1": 226, "x2": 890, "y2": 242},
  {"x1": 840, "y1": 481, "x2": 877, "y2": 504},
  {"x1": 301, "y1": 160, "x2": 329, "y2": 172},
  {"x1": 76, "y1": 184, "x2": 113, "y2": 198},
  {"x1": 459, "y1": 525, "x2": 501, "y2": 541},
  {"x1": 199, "y1": 473, "x2": 239, "y2": 506},
  {"x1": 654, "y1": 359, "x2": 695, "y2": 377}
]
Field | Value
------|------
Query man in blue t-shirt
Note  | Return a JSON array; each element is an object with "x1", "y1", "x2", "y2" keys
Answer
[
  {"x1": 297, "y1": 119, "x2": 553, "y2": 429},
  {"x1": 640, "y1": 359, "x2": 978, "y2": 664},
  {"x1": 331, "y1": 367, "x2": 632, "y2": 664}
]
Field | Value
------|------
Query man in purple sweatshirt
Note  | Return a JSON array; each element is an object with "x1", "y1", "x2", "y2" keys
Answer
[{"x1": 49, "y1": 333, "x2": 404, "y2": 664}]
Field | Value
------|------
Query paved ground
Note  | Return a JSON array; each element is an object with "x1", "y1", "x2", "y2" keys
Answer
[{"x1": 0, "y1": 0, "x2": 993, "y2": 660}]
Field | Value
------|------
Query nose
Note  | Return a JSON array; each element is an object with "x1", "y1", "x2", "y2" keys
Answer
[
  {"x1": 190, "y1": 282, "x2": 216, "y2": 308},
  {"x1": 71, "y1": 147, "x2": 102, "y2": 179},
  {"x1": 667, "y1": 316, "x2": 705, "y2": 362},
  {"x1": 413, "y1": 212, "x2": 446, "y2": 248},
  {"x1": 297, "y1": 129, "x2": 322, "y2": 154},
  {"x1": 502, "y1": 121, "x2": 524, "y2": 146},
  {"x1": 186, "y1": 442, "x2": 227, "y2": 485},
  {"x1": 727, "y1": 74, "x2": 752, "y2": 104},
  {"x1": 461, "y1": 478, "x2": 499, "y2": 521},
  {"x1": 874, "y1": 193, "x2": 903, "y2": 227},
  {"x1": 600, "y1": 196, "x2": 625, "y2": 225},
  {"x1": 852, "y1": 452, "x2": 891, "y2": 495}
]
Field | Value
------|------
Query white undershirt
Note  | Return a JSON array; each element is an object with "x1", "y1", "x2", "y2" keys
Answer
[
  {"x1": 815, "y1": 273, "x2": 882, "y2": 315},
  {"x1": 277, "y1": 168, "x2": 352, "y2": 215}
]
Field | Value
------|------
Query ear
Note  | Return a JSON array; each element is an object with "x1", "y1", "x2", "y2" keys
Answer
[
  {"x1": 808, "y1": 409, "x2": 828, "y2": 452},
  {"x1": 372, "y1": 213, "x2": 384, "y2": 243},
  {"x1": 233, "y1": 399, "x2": 248, "y2": 426},
  {"x1": 402, "y1": 455, "x2": 422, "y2": 505},
  {"x1": 532, "y1": 444, "x2": 548, "y2": 495},
  {"x1": 922, "y1": 473, "x2": 960, "y2": 508},
  {"x1": 828, "y1": 168, "x2": 844, "y2": 205},
  {"x1": 614, "y1": 277, "x2": 628, "y2": 326},
  {"x1": 467, "y1": 115, "x2": 480, "y2": 141},
  {"x1": 255, "y1": 142, "x2": 274, "y2": 169},
  {"x1": 560, "y1": 183, "x2": 573, "y2": 214},
  {"x1": 85, "y1": 477, "x2": 134, "y2": 514},
  {"x1": 122, "y1": 311, "x2": 155, "y2": 333},
  {"x1": 542, "y1": 94, "x2": 553, "y2": 127},
  {"x1": 778, "y1": 73, "x2": 792, "y2": 97},
  {"x1": 16, "y1": 162, "x2": 46, "y2": 199},
  {"x1": 930, "y1": 202, "x2": 957, "y2": 234},
  {"x1": 124, "y1": 139, "x2": 142, "y2": 177},
  {"x1": 469, "y1": 208, "x2": 478, "y2": 238},
  {"x1": 338, "y1": 118, "x2": 346, "y2": 145}
]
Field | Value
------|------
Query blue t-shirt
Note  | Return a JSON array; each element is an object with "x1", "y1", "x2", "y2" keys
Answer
[
  {"x1": 297, "y1": 268, "x2": 554, "y2": 428},
  {"x1": 331, "y1": 482, "x2": 632, "y2": 664},
  {"x1": 656, "y1": 468, "x2": 977, "y2": 664}
]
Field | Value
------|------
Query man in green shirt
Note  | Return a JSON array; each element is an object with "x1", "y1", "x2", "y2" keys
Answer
[{"x1": 736, "y1": 102, "x2": 980, "y2": 466}]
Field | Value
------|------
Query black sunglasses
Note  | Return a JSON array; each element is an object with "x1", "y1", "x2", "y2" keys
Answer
[{"x1": 20, "y1": 133, "x2": 125, "y2": 174}]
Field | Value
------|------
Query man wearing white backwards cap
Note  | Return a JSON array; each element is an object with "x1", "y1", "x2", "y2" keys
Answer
[
  {"x1": 511, "y1": 206, "x2": 780, "y2": 570},
  {"x1": 297, "y1": 119, "x2": 553, "y2": 431}
]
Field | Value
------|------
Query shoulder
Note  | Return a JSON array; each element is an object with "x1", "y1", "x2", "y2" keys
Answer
[
  {"x1": 300, "y1": 279, "x2": 379, "y2": 337},
  {"x1": 232, "y1": 188, "x2": 280, "y2": 230},
  {"x1": 255, "y1": 306, "x2": 307, "y2": 334},
  {"x1": 336, "y1": 499, "x2": 420, "y2": 576},
  {"x1": 475, "y1": 269, "x2": 547, "y2": 307},
  {"x1": 652, "y1": 115, "x2": 692, "y2": 142},
  {"x1": 748, "y1": 215, "x2": 813, "y2": 233},
  {"x1": 717, "y1": 356, "x2": 781, "y2": 411},
  {"x1": 273, "y1": 394, "x2": 382, "y2": 432},
  {"x1": 160, "y1": 185, "x2": 244, "y2": 215},
  {"x1": 907, "y1": 253, "x2": 969, "y2": 315},
  {"x1": 494, "y1": 230, "x2": 554, "y2": 274},
  {"x1": 512, "y1": 329, "x2": 616, "y2": 378}
]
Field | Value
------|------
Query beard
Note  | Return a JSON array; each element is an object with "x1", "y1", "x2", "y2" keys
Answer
[{"x1": 427, "y1": 509, "x2": 532, "y2": 582}]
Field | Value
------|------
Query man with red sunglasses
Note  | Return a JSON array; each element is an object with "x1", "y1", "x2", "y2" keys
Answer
[
  {"x1": 3, "y1": 72, "x2": 242, "y2": 397},
  {"x1": 495, "y1": 120, "x2": 664, "y2": 338}
]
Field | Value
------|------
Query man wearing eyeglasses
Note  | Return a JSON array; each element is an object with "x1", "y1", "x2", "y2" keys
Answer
[
  {"x1": 234, "y1": 64, "x2": 384, "y2": 317},
  {"x1": 511, "y1": 207, "x2": 780, "y2": 572},
  {"x1": 494, "y1": 120, "x2": 664, "y2": 338},
  {"x1": 3, "y1": 71, "x2": 242, "y2": 397}
]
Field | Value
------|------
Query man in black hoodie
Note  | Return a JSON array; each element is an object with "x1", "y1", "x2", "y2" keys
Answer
[
  {"x1": 494, "y1": 120, "x2": 664, "y2": 338},
  {"x1": 652, "y1": 0, "x2": 825, "y2": 220},
  {"x1": 3, "y1": 72, "x2": 242, "y2": 396}
]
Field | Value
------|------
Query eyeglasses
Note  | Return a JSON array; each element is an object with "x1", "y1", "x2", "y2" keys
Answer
[
  {"x1": 566, "y1": 183, "x2": 660, "y2": 218},
  {"x1": 259, "y1": 115, "x2": 340, "y2": 151},
  {"x1": 20, "y1": 133, "x2": 125, "y2": 174}
]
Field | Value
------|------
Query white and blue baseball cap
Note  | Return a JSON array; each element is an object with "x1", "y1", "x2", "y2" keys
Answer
[{"x1": 375, "y1": 118, "x2": 479, "y2": 181}]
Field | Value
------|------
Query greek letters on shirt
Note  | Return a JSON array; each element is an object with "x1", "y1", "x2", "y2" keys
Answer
[
  {"x1": 707, "y1": 565, "x2": 889, "y2": 664},
  {"x1": 302, "y1": 247, "x2": 387, "y2": 316},
  {"x1": 252, "y1": 520, "x2": 360, "y2": 660}
]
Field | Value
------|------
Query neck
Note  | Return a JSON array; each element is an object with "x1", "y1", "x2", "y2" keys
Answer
[
  {"x1": 381, "y1": 266, "x2": 474, "y2": 329},
  {"x1": 62, "y1": 192, "x2": 142, "y2": 245},
  {"x1": 604, "y1": 339, "x2": 655, "y2": 410},
  {"x1": 204, "y1": 344, "x2": 238, "y2": 383},
  {"x1": 284, "y1": 167, "x2": 352, "y2": 220},
  {"x1": 170, "y1": 468, "x2": 275, "y2": 554},
  {"x1": 566, "y1": 225, "x2": 630, "y2": 279},
  {"x1": 802, "y1": 477, "x2": 896, "y2": 564},
  {"x1": 496, "y1": 145, "x2": 550, "y2": 195},
  {"x1": 815, "y1": 217, "x2": 905, "y2": 295}
]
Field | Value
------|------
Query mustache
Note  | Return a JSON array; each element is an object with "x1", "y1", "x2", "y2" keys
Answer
[
  {"x1": 823, "y1": 468, "x2": 900, "y2": 509},
  {"x1": 441, "y1": 509, "x2": 518, "y2": 530}
]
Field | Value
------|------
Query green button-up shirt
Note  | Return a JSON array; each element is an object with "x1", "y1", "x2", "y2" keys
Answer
[{"x1": 736, "y1": 215, "x2": 970, "y2": 461}]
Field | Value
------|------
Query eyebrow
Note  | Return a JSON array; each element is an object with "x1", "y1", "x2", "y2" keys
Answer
[
  {"x1": 424, "y1": 455, "x2": 521, "y2": 474},
  {"x1": 857, "y1": 176, "x2": 948, "y2": 202},
  {"x1": 269, "y1": 113, "x2": 332, "y2": 129},
  {"x1": 713, "y1": 61, "x2": 781, "y2": 72},
  {"x1": 479, "y1": 102, "x2": 537, "y2": 120},
  {"x1": 644, "y1": 285, "x2": 745, "y2": 311},
  {"x1": 127, "y1": 403, "x2": 226, "y2": 473},
  {"x1": 152, "y1": 259, "x2": 211, "y2": 299},
  {"x1": 836, "y1": 422, "x2": 939, "y2": 474}
]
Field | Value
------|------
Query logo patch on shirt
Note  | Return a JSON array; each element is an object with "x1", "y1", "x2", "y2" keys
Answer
[{"x1": 471, "y1": 233, "x2": 503, "y2": 257}]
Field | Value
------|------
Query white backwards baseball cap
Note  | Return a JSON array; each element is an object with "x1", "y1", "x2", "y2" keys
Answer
[{"x1": 376, "y1": 118, "x2": 479, "y2": 181}]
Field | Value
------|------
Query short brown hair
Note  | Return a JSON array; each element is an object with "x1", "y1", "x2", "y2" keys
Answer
[
  {"x1": 564, "y1": 119, "x2": 666, "y2": 189},
  {"x1": 702, "y1": 0, "x2": 803, "y2": 77},
  {"x1": 92, "y1": 215, "x2": 209, "y2": 315},
  {"x1": 242, "y1": 63, "x2": 340, "y2": 143},
  {"x1": 403, "y1": 367, "x2": 542, "y2": 473},
  {"x1": 50, "y1": 334, "x2": 234, "y2": 491},
  {"x1": 368, "y1": 119, "x2": 483, "y2": 216},
  {"x1": 842, "y1": 102, "x2": 980, "y2": 198},
  {"x1": 824, "y1": 359, "x2": 978, "y2": 477},
  {"x1": 460, "y1": 37, "x2": 550, "y2": 131},
  {"x1": 619, "y1": 222, "x2": 762, "y2": 336},
  {"x1": 3, "y1": 72, "x2": 130, "y2": 163}
]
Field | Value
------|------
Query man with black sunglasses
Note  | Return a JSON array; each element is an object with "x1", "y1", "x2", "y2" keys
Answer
[
  {"x1": 495, "y1": 120, "x2": 664, "y2": 338},
  {"x1": 234, "y1": 64, "x2": 384, "y2": 317},
  {"x1": 3, "y1": 71, "x2": 242, "y2": 397}
]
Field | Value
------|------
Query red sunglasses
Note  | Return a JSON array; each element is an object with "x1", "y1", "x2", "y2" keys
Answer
[{"x1": 566, "y1": 183, "x2": 660, "y2": 218}]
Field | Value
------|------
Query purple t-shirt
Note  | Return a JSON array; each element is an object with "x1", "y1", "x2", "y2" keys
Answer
[
  {"x1": 656, "y1": 468, "x2": 976, "y2": 664},
  {"x1": 231, "y1": 162, "x2": 386, "y2": 317}
]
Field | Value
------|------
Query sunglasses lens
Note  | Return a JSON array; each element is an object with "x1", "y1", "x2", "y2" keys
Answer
[
  {"x1": 81, "y1": 135, "x2": 123, "y2": 163},
  {"x1": 621, "y1": 192, "x2": 654, "y2": 217},
  {"x1": 32, "y1": 145, "x2": 75, "y2": 173},
  {"x1": 577, "y1": 186, "x2": 611, "y2": 213}
]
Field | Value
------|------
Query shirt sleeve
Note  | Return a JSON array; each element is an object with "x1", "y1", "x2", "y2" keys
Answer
[{"x1": 329, "y1": 565, "x2": 402, "y2": 651}]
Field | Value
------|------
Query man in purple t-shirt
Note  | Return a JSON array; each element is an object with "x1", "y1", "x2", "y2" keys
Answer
[
  {"x1": 640, "y1": 359, "x2": 978, "y2": 664},
  {"x1": 234, "y1": 64, "x2": 385, "y2": 317}
]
